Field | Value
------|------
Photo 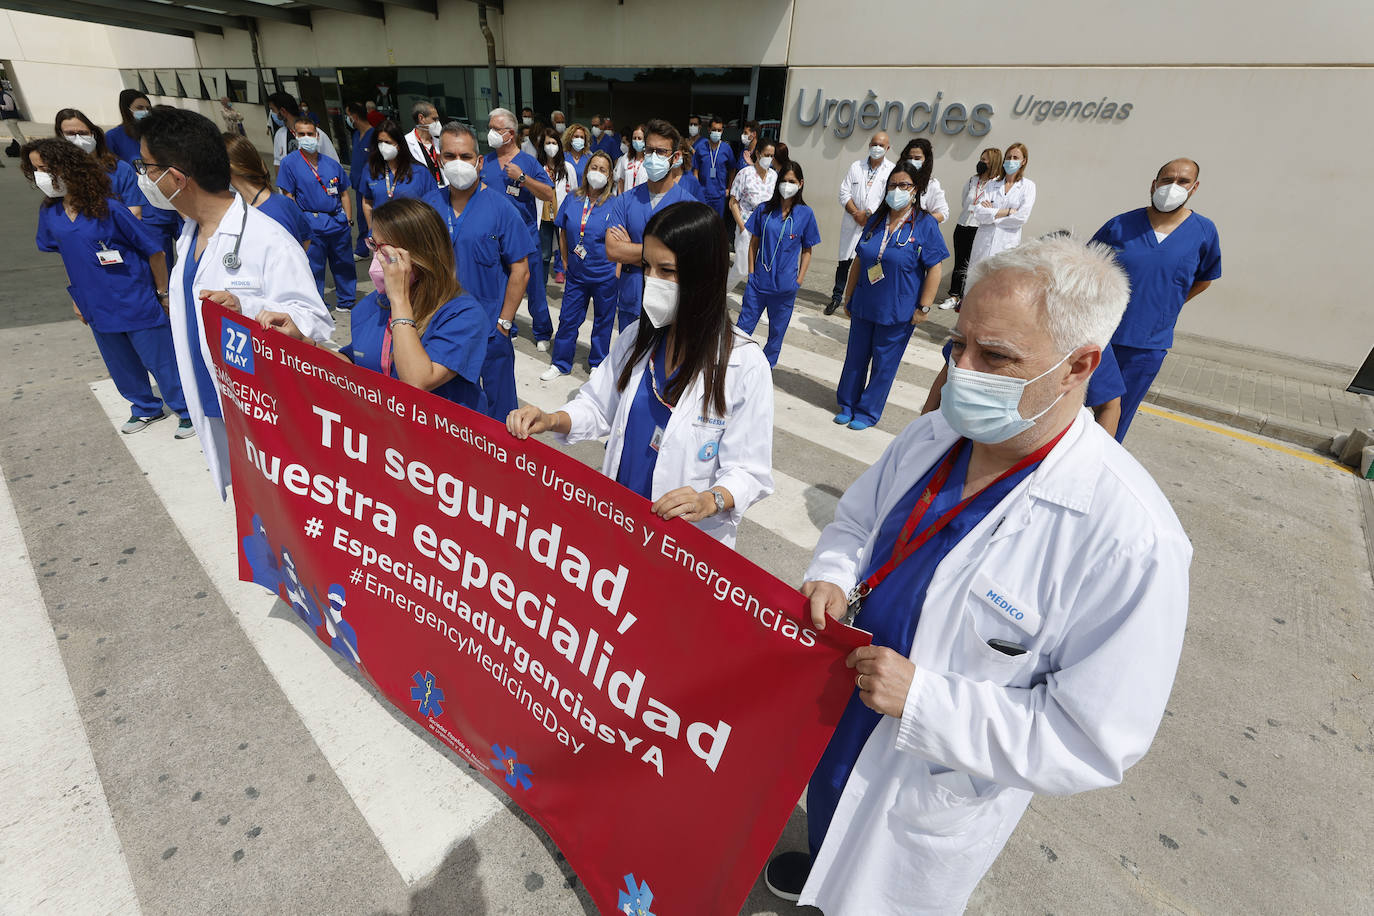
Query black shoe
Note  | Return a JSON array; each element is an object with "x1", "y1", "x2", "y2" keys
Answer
[
  {"x1": 823, "y1": 299, "x2": 841, "y2": 316},
  {"x1": 764, "y1": 850, "x2": 811, "y2": 902}
]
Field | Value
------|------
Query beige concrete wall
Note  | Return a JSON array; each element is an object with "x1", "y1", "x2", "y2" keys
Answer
[
  {"x1": 788, "y1": 0, "x2": 1374, "y2": 66},
  {"x1": 782, "y1": 66, "x2": 1367, "y2": 369}
]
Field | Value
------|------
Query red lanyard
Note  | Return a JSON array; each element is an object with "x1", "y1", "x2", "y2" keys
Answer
[
  {"x1": 578, "y1": 197, "x2": 593, "y2": 239},
  {"x1": 414, "y1": 129, "x2": 440, "y2": 177},
  {"x1": 302, "y1": 154, "x2": 331, "y2": 193},
  {"x1": 380, "y1": 322, "x2": 394, "y2": 377},
  {"x1": 851, "y1": 426, "x2": 1070, "y2": 605},
  {"x1": 876, "y1": 209, "x2": 915, "y2": 263}
]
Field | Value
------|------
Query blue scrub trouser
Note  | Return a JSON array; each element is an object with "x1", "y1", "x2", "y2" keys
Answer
[
  {"x1": 553, "y1": 274, "x2": 617, "y2": 373},
  {"x1": 837, "y1": 316, "x2": 915, "y2": 425},
  {"x1": 308, "y1": 223, "x2": 357, "y2": 310},
  {"x1": 480, "y1": 330, "x2": 519, "y2": 421},
  {"x1": 353, "y1": 189, "x2": 370, "y2": 257},
  {"x1": 737, "y1": 285, "x2": 797, "y2": 367},
  {"x1": 615, "y1": 271, "x2": 641, "y2": 331},
  {"x1": 1112, "y1": 344, "x2": 1169, "y2": 443},
  {"x1": 92, "y1": 324, "x2": 189, "y2": 419},
  {"x1": 703, "y1": 194, "x2": 727, "y2": 219}
]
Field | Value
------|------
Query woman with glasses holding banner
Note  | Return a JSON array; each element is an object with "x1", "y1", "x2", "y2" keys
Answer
[
  {"x1": 264, "y1": 197, "x2": 487, "y2": 412},
  {"x1": 506, "y1": 201, "x2": 774, "y2": 548}
]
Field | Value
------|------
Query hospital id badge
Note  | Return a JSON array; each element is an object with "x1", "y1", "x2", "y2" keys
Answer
[
  {"x1": 650, "y1": 426, "x2": 664, "y2": 452},
  {"x1": 573, "y1": 244, "x2": 587, "y2": 260},
  {"x1": 506, "y1": 183, "x2": 522, "y2": 197},
  {"x1": 867, "y1": 262, "x2": 885, "y2": 284},
  {"x1": 96, "y1": 248, "x2": 124, "y2": 266},
  {"x1": 710, "y1": 167, "x2": 716, "y2": 178},
  {"x1": 326, "y1": 185, "x2": 339, "y2": 196}
]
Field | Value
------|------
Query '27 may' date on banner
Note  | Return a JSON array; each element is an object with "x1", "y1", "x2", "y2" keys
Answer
[{"x1": 208, "y1": 303, "x2": 870, "y2": 915}]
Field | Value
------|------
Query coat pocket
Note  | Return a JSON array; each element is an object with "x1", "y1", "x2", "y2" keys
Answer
[{"x1": 890, "y1": 765, "x2": 999, "y2": 838}]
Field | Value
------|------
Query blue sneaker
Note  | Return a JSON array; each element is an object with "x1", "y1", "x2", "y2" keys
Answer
[
  {"x1": 848, "y1": 419, "x2": 871, "y2": 431},
  {"x1": 833, "y1": 412, "x2": 852, "y2": 425}
]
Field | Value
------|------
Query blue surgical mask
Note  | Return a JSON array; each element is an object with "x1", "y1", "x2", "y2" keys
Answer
[
  {"x1": 643, "y1": 152, "x2": 673, "y2": 182},
  {"x1": 885, "y1": 188, "x2": 912, "y2": 210},
  {"x1": 1003, "y1": 160, "x2": 1022, "y2": 175},
  {"x1": 939, "y1": 352, "x2": 1071, "y2": 443},
  {"x1": 296, "y1": 135, "x2": 319, "y2": 153},
  {"x1": 632, "y1": 138, "x2": 645, "y2": 152},
  {"x1": 571, "y1": 137, "x2": 585, "y2": 152},
  {"x1": 133, "y1": 108, "x2": 150, "y2": 121},
  {"x1": 709, "y1": 130, "x2": 722, "y2": 143}
]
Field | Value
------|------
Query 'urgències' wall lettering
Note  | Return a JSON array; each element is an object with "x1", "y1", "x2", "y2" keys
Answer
[{"x1": 794, "y1": 88, "x2": 993, "y2": 139}]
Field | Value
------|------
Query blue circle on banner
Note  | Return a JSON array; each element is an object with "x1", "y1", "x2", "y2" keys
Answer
[{"x1": 698, "y1": 440, "x2": 718, "y2": 461}]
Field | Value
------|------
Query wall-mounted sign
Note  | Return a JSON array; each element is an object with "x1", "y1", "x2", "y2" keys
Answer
[
  {"x1": 794, "y1": 88, "x2": 993, "y2": 138},
  {"x1": 1011, "y1": 94, "x2": 1133, "y2": 122}
]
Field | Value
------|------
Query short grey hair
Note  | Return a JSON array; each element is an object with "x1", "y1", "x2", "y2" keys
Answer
[
  {"x1": 489, "y1": 107, "x2": 517, "y2": 130},
  {"x1": 966, "y1": 235, "x2": 1129, "y2": 352},
  {"x1": 550, "y1": 109, "x2": 566, "y2": 121},
  {"x1": 411, "y1": 100, "x2": 437, "y2": 122},
  {"x1": 440, "y1": 121, "x2": 476, "y2": 143}
]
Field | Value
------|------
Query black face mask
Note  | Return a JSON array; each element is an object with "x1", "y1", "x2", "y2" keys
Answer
[{"x1": 976, "y1": 161, "x2": 988, "y2": 176}]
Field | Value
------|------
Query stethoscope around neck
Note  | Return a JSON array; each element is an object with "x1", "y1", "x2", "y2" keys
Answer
[{"x1": 222, "y1": 191, "x2": 254, "y2": 270}]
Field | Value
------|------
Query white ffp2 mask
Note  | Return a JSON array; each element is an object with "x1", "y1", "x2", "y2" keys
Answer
[
  {"x1": 641, "y1": 275, "x2": 679, "y2": 328},
  {"x1": 442, "y1": 158, "x2": 479, "y2": 190},
  {"x1": 1152, "y1": 183, "x2": 1189, "y2": 212}
]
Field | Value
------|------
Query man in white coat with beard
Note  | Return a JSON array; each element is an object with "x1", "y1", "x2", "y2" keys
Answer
[
  {"x1": 765, "y1": 235, "x2": 1192, "y2": 914},
  {"x1": 137, "y1": 108, "x2": 333, "y2": 497}
]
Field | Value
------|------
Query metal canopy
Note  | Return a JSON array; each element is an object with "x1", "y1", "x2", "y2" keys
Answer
[{"x1": 0, "y1": 0, "x2": 451, "y2": 34}]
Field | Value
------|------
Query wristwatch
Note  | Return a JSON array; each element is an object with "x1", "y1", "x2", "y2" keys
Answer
[
  {"x1": 710, "y1": 490, "x2": 726, "y2": 514},
  {"x1": 514, "y1": 171, "x2": 527, "y2": 186},
  {"x1": 497, "y1": 318, "x2": 514, "y2": 331},
  {"x1": 917, "y1": 305, "x2": 931, "y2": 313}
]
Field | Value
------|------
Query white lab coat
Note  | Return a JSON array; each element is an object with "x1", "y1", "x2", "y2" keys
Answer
[
  {"x1": 800, "y1": 408, "x2": 1191, "y2": 915},
  {"x1": 169, "y1": 193, "x2": 335, "y2": 497},
  {"x1": 272, "y1": 125, "x2": 338, "y2": 166},
  {"x1": 556, "y1": 323, "x2": 775, "y2": 547},
  {"x1": 920, "y1": 176, "x2": 949, "y2": 222},
  {"x1": 968, "y1": 176, "x2": 1037, "y2": 273},
  {"x1": 956, "y1": 175, "x2": 995, "y2": 227},
  {"x1": 405, "y1": 128, "x2": 447, "y2": 188},
  {"x1": 536, "y1": 164, "x2": 577, "y2": 229},
  {"x1": 837, "y1": 157, "x2": 893, "y2": 260}
]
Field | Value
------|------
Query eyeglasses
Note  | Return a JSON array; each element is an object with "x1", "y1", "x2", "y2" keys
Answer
[
  {"x1": 364, "y1": 237, "x2": 392, "y2": 252},
  {"x1": 644, "y1": 146, "x2": 674, "y2": 158},
  {"x1": 888, "y1": 181, "x2": 916, "y2": 191},
  {"x1": 131, "y1": 159, "x2": 170, "y2": 177},
  {"x1": 62, "y1": 131, "x2": 93, "y2": 138}
]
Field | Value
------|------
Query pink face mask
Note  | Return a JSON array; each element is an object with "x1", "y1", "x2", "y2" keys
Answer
[{"x1": 369, "y1": 253, "x2": 388, "y2": 297}]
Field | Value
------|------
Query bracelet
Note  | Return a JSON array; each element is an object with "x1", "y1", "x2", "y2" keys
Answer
[
  {"x1": 156, "y1": 290, "x2": 169, "y2": 300},
  {"x1": 389, "y1": 317, "x2": 417, "y2": 330}
]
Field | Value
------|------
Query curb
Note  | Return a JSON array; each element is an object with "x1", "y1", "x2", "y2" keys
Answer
[{"x1": 1144, "y1": 389, "x2": 1333, "y2": 451}]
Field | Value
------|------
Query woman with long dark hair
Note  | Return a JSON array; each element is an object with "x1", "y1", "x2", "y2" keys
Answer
[
  {"x1": 361, "y1": 118, "x2": 434, "y2": 228},
  {"x1": 897, "y1": 137, "x2": 948, "y2": 223},
  {"x1": 834, "y1": 161, "x2": 949, "y2": 430},
  {"x1": 104, "y1": 88, "x2": 150, "y2": 165},
  {"x1": 736, "y1": 160, "x2": 821, "y2": 367},
  {"x1": 507, "y1": 201, "x2": 774, "y2": 547},
  {"x1": 22, "y1": 137, "x2": 191, "y2": 437},
  {"x1": 54, "y1": 107, "x2": 144, "y2": 217},
  {"x1": 264, "y1": 197, "x2": 487, "y2": 410},
  {"x1": 223, "y1": 131, "x2": 310, "y2": 249}
]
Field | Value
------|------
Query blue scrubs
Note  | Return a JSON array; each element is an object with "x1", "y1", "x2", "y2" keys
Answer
[
  {"x1": 694, "y1": 140, "x2": 734, "y2": 217},
  {"x1": 181, "y1": 228, "x2": 222, "y2": 418},
  {"x1": 595, "y1": 133, "x2": 622, "y2": 163},
  {"x1": 737, "y1": 203, "x2": 822, "y2": 366},
  {"x1": 608, "y1": 181, "x2": 702, "y2": 329},
  {"x1": 616, "y1": 337, "x2": 676, "y2": 499},
  {"x1": 805, "y1": 442, "x2": 1040, "y2": 859},
  {"x1": 838, "y1": 210, "x2": 949, "y2": 426},
  {"x1": 425, "y1": 186, "x2": 536, "y2": 421},
  {"x1": 361, "y1": 164, "x2": 435, "y2": 211},
  {"x1": 256, "y1": 192, "x2": 311, "y2": 245},
  {"x1": 1092, "y1": 208, "x2": 1221, "y2": 440},
  {"x1": 551, "y1": 192, "x2": 618, "y2": 373},
  {"x1": 105, "y1": 124, "x2": 141, "y2": 164},
  {"x1": 481, "y1": 150, "x2": 554, "y2": 342},
  {"x1": 676, "y1": 173, "x2": 706, "y2": 202},
  {"x1": 37, "y1": 197, "x2": 187, "y2": 419},
  {"x1": 349, "y1": 126, "x2": 374, "y2": 256},
  {"x1": 277, "y1": 150, "x2": 356, "y2": 310},
  {"x1": 564, "y1": 150, "x2": 591, "y2": 185},
  {"x1": 107, "y1": 159, "x2": 145, "y2": 212},
  {"x1": 341, "y1": 291, "x2": 488, "y2": 411}
]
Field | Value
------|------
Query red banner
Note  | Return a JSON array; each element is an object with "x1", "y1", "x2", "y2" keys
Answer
[{"x1": 206, "y1": 304, "x2": 869, "y2": 914}]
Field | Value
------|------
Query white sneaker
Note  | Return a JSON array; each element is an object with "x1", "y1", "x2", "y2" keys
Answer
[
  {"x1": 536, "y1": 340, "x2": 550, "y2": 352},
  {"x1": 539, "y1": 365, "x2": 566, "y2": 381},
  {"x1": 937, "y1": 296, "x2": 958, "y2": 310}
]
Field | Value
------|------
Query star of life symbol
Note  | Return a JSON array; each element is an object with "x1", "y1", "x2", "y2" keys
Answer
[
  {"x1": 617, "y1": 873, "x2": 655, "y2": 916},
  {"x1": 410, "y1": 671, "x2": 445, "y2": 717},
  {"x1": 488, "y1": 744, "x2": 533, "y2": 791}
]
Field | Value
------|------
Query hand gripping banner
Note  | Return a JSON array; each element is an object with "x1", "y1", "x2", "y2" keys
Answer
[{"x1": 207, "y1": 304, "x2": 870, "y2": 914}]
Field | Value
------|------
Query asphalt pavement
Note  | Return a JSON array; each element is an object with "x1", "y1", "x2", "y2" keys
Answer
[{"x1": 2, "y1": 161, "x2": 1372, "y2": 916}]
